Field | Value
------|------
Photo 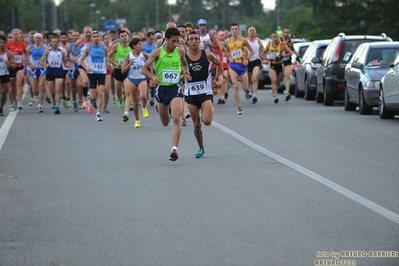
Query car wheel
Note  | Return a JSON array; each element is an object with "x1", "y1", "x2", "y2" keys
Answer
[
  {"x1": 294, "y1": 84, "x2": 304, "y2": 98},
  {"x1": 359, "y1": 86, "x2": 373, "y2": 115},
  {"x1": 378, "y1": 88, "x2": 395, "y2": 119},
  {"x1": 316, "y1": 90, "x2": 323, "y2": 103},
  {"x1": 344, "y1": 83, "x2": 356, "y2": 111},
  {"x1": 304, "y1": 78, "x2": 315, "y2": 101},
  {"x1": 323, "y1": 85, "x2": 334, "y2": 106}
]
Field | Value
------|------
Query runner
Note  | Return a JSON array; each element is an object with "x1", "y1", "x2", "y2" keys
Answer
[
  {"x1": 196, "y1": 18, "x2": 219, "y2": 51},
  {"x1": 0, "y1": 35, "x2": 15, "y2": 116},
  {"x1": 107, "y1": 30, "x2": 131, "y2": 109},
  {"x1": 215, "y1": 30, "x2": 230, "y2": 104},
  {"x1": 75, "y1": 26, "x2": 93, "y2": 110},
  {"x1": 40, "y1": 35, "x2": 69, "y2": 114},
  {"x1": 280, "y1": 27, "x2": 299, "y2": 101},
  {"x1": 246, "y1": 26, "x2": 264, "y2": 104},
  {"x1": 264, "y1": 32, "x2": 292, "y2": 103},
  {"x1": 59, "y1": 31, "x2": 72, "y2": 108},
  {"x1": 69, "y1": 30, "x2": 80, "y2": 111},
  {"x1": 101, "y1": 33, "x2": 112, "y2": 113},
  {"x1": 141, "y1": 27, "x2": 190, "y2": 161},
  {"x1": 6, "y1": 28, "x2": 27, "y2": 111},
  {"x1": 121, "y1": 37, "x2": 149, "y2": 128},
  {"x1": 80, "y1": 31, "x2": 107, "y2": 121},
  {"x1": 225, "y1": 23, "x2": 254, "y2": 114},
  {"x1": 26, "y1": 33, "x2": 46, "y2": 113},
  {"x1": 184, "y1": 30, "x2": 224, "y2": 158}
]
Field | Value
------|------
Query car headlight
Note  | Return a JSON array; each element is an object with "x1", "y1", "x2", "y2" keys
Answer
[{"x1": 365, "y1": 80, "x2": 380, "y2": 89}]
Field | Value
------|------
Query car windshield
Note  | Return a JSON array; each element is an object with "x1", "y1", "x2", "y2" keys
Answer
[
  {"x1": 366, "y1": 48, "x2": 399, "y2": 68},
  {"x1": 341, "y1": 39, "x2": 389, "y2": 62}
]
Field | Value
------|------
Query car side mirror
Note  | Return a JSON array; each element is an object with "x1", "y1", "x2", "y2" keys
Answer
[
  {"x1": 351, "y1": 61, "x2": 363, "y2": 69},
  {"x1": 311, "y1": 57, "x2": 321, "y2": 64}
]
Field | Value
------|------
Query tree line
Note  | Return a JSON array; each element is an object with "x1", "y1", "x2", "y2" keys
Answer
[{"x1": 0, "y1": 0, "x2": 396, "y2": 42}]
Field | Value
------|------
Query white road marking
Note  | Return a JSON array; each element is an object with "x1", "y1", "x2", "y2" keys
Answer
[
  {"x1": 212, "y1": 121, "x2": 399, "y2": 225},
  {"x1": 0, "y1": 86, "x2": 27, "y2": 151}
]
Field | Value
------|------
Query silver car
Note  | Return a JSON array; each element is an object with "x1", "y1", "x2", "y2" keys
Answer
[
  {"x1": 295, "y1": 39, "x2": 331, "y2": 100},
  {"x1": 344, "y1": 42, "x2": 399, "y2": 114},
  {"x1": 379, "y1": 54, "x2": 399, "y2": 119}
]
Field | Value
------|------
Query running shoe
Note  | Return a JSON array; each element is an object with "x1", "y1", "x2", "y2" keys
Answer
[
  {"x1": 184, "y1": 111, "x2": 190, "y2": 119},
  {"x1": 134, "y1": 120, "x2": 140, "y2": 128},
  {"x1": 252, "y1": 97, "x2": 258, "y2": 104},
  {"x1": 66, "y1": 100, "x2": 72, "y2": 108},
  {"x1": 28, "y1": 98, "x2": 34, "y2": 106},
  {"x1": 129, "y1": 104, "x2": 133, "y2": 111},
  {"x1": 195, "y1": 148, "x2": 205, "y2": 158},
  {"x1": 10, "y1": 106, "x2": 16, "y2": 112},
  {"x1": 245, "y1": 90, "x2": 252, "y2": 100},
  {"x1": 0, "y1": 107, "x2": 4, "y2": 116},
  {"x1": 150, "y1": 97, "x2": 154, "y2": 106},
  {"x1": 181, "y1": 119, "x2": 187, "y2": 126},
  {"x1": 118, "y1": 98, "x2": 123, "y2": 108},
  {"x1": 142, "y1": 107, "x2": 149, "y2": 118},
  {"x1": 95, "y1": 114, "x2": 103, "y2": 121},
  {"x1": 122, "y1": 113, "x2": 129, "y2": 122},
  {"x1": 54, "y1": 107, "x2": 60, "y2": 114},
  {"x1": 112, "y1": 96, "x2": 116, "y2": 104},
  {"x1": 237, "y1": 107, "x2": 243, "y2": 115},
  {"x1": 225, "y1": 92, "x2": 229, "y2": 100},
  {"x1": 63, "y1": 99, "x2": 68, "y2": 108},
  {"x1": 82, "y1": 100, "x2": 87, "y2": 109},
  {"x1": 103, "y1": 106, "x2": 109, "y2": 113},
  {"x1": 285, "y1": 93, "x2": 291, "y2": 101},
  {"x1": 17, "y1": 103, "x2": 23, "y2": 110},
  {"x1": 274, "y1": 97, "x2": 279, "y2": 104},
  {"x1": 169, "y1": 149, "x2": 178, "y2": 161},
  {"x1": 45, "y1": 95, "x2": 52, "y2": 103},
  {"x1": 73, "y1": 101, "x2": 79, "y2": 112},
  {"x1": 88, "y1": 103, "x2": 94, "y2": 114},
  {"x1": 37, "y1": 106, "x2": 43, "y2": 113},
  {"x1": 217, "y1": 98, "x2": 225, "y2": 104}
]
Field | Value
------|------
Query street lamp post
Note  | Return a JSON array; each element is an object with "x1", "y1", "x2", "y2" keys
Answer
[
  {"x1": 90, "y1": 3, "x2": 96, "y2": 26},
  {"x1": 101, "y1": 16, "x2": 106, "y2": 31},
  {"x1": 95, "y1": 10, "x2": 101, "y2": 31}
]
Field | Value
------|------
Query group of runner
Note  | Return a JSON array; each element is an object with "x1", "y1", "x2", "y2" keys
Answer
[{"x1": 0, "y1": 22, "x2": 299, "y2": 160}]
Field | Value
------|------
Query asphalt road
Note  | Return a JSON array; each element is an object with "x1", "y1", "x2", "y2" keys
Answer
[{"x1": 1, "y1": 85, "x2": 398, "y2": 266}]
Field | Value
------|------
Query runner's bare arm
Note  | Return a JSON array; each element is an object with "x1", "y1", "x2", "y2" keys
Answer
[
  {"x1": 242, "y1": 37, "x2": 254, "y2": 63},
  {"x1": 40, "y1": 49, "x2": 50, "y2": 68},
  {"x1": 79, "y1": 46, "x2": 91, "y2": 71},
  {"x1": 7, "y1": 51, "x2": 16, "y2": 69},
  {"x1": 121, "y1": 53, "x2": 133, "y2": 74},
  {"x1": 107, "y1": 43, "x2": 118, "y2": 65},
  {"x1": 141, "y1": 48, "x2": 160, "y2": 82}
]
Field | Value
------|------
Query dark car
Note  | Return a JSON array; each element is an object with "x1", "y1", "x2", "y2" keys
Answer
[
  {"x1": 344, "y1": 42, "x2": 399, "y2": 114},
  {"x1": 313, "y1": 32, "x2": 392, "y2": 105},
  {"x1": 295, "y1": 39, "x2": 331, "y2": 100},
  {"x1": 379, "y1": 54, "x2": 399, "y2": 119}
]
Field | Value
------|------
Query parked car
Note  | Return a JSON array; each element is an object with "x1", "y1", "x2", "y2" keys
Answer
[
  {"x1": 344, "y1": 42, "x2": 399, "y2": 114},
  {"x1": 379, "y1": 54, "x2": 399, "y2": 119},
  {"x1": 258, "y1": 38, "x2": 308, "y2": 91},
  {"x1": 295, "y1": 39, "x2": 331, "y2": 100},
  {"x1": 313, "y1": 32, "x2": 392, "y2": 105},
  {"x1": 279, "y1": 41, "x2": 312, "y2": 94}
]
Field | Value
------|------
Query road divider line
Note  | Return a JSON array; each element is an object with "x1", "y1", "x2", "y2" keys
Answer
[
  {"x1": 212, "y1": 121, "x2": 399, "y2": 225},
  {"x1": 0, "y1": 85, "x2": 27, "y2": 151}
]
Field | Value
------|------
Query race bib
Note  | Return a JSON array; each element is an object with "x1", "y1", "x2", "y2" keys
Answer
[
  {"x1": 187, "y1": 81, "x2": 206, "y2": 96},
  {"x1": 162, "y1": 70, "x2": 179, "y2": 83},
  {"x1": 223, "y1": 56, "x2": 228, "y2": 63},
  {"x1": 48, "y1": 59, "x2": 62, "y2": 68},
  {"x1": 33, "y1": 60, "x2": 41, "y2": 68},
  {"x1": 231, "y1": 49, "x2": 243, "y2": 60},
  {"x1": 269, "y1": 52, "x2": 280, "y2": 60},
  {"x1": 92, "y1": 63, "x2": 105, "y2": 72},
  {"x1": 14, "y1": 55, "x2": 22, "y2": 63},
  {"x1": 0, "y1": 65, "x2": 6, "y2": 73}
]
